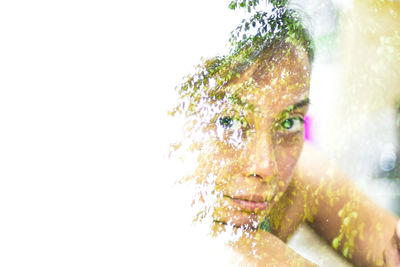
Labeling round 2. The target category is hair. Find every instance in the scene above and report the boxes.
[170,3,313,118]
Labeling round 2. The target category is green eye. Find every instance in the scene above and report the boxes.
[219,116,234,129]
[281,118,294,129]
[280,117,304,132]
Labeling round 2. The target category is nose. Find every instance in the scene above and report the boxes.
[245,129,277,182]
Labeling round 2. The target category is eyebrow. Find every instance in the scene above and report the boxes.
[285,98,310,112]
[222,95,309,114]
[272,98,309,123]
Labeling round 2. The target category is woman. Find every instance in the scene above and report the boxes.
[170,3,400,266]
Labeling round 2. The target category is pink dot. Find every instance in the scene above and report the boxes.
[304,115,312,142]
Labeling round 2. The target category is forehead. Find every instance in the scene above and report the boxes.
[229,44,311,115]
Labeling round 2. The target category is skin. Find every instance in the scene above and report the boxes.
[183,42,400,266]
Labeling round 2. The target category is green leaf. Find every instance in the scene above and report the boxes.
[343,247,349,258]
[332,237,340,250]
[228,1,237,10]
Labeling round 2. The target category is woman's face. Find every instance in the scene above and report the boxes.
[185,44,311,229]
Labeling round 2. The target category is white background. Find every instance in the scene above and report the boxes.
[0,0,248,266]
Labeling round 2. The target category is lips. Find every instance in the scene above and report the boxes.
[224,195,268,212]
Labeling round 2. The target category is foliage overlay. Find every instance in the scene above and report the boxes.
[170,0,313,118]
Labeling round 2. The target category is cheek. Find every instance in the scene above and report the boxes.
[202,142,244,185]
[275,133,304,185]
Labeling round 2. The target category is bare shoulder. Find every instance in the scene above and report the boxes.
[293,143,399,266]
